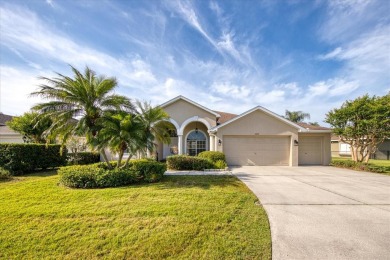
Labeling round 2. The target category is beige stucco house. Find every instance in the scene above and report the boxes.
[0,113,24,144]
[157,96,332,166]
[331,135,390,160]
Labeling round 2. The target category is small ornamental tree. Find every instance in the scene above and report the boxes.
[325,94,390,162]
[6,111,53,143]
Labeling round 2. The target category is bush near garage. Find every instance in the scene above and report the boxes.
[0,144,67,175]
[197,151,226,163]
[330,158,388,173]
[167,155,215,170]
[58,159,166,188]
[67,152,100,165]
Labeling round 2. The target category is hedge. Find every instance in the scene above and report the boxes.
[0,144,67,175]
[58,159,166,188]
[198,151,226,163]
[167,155,215,171]
[330,159,389,173]
[68,152,100,165]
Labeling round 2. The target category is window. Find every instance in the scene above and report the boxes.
[186,131,206,156]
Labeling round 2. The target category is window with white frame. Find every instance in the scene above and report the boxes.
[186,130,206,156]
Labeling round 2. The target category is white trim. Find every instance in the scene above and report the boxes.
[166,118,180,131]
[210,106,306,131]
[184,129,209,155]
[303,130,333,133]
[159,95,221,118]
[178,116,211,135]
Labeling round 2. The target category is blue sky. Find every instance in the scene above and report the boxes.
[1,0,389,124]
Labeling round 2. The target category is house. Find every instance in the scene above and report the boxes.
[0,113,24,143]
[331,135,390,160]
[157,96,332,166]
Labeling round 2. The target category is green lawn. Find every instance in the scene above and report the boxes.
[0,172,271,259]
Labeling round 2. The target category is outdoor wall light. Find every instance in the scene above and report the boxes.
[294,140,299,146]
[218,139,222,145]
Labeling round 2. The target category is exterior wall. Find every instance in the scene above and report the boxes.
[214,110,299,166]
[373,140,390,160]
[162,99,217,127]
[331,140,389,160]
[0,126,24,143]
[331,141,340,157]
[298,133,331,165]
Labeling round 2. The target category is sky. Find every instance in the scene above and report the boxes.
[0,0,389,125]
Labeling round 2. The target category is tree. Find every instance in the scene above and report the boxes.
[285,110,310,122]
[97,111,144,168]
[308,122,320,126]
[6,112,53,143]
[30,66,134,166]
[136,101,173,157]
[325,94,390,162]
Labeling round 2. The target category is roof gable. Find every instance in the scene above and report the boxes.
[211,106,305,131]
[160,96,220,117]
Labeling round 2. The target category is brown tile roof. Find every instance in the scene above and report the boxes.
[296,122,331,131]
[214,111,238,124]
[0,113,13,126]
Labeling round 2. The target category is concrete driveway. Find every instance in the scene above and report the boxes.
[232,166,390,260]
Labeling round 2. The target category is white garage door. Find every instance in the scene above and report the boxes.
[298,137,323,165]
[223,136,290,166]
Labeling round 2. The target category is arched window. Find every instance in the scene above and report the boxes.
[186,130,206,156]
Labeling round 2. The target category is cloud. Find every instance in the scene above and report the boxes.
[0,66,46,115]
[307,78,359,98]
[166,0,218,50]
[210,81,251,98]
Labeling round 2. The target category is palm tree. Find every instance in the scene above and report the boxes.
[97,111,143,168]
[284,110,310,123]
[136,101,174,157]
[30,66,134,165]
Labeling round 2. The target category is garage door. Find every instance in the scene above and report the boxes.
[298,137,323,165]
[223,136,290,166]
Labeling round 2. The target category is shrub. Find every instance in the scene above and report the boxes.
[330,159,389,173]
[214,160,228,169]
[167,155,214,171]
[0,144,67,175]
[68,152,100,165]
[59,165,103,188]
[0,167,12,180]
[129,159,167,183]
[197,151,226,163]
[58,160,166,188]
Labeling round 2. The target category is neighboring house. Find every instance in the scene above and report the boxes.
[0,113,24,143]
[331,135,390,160]
[157,96,332,166]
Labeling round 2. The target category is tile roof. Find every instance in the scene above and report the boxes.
[214,111,237,124]
[0,113,13,126]
[296,122,331,131]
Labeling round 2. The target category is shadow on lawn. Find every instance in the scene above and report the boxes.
[157,175,242,190]
[15,170,58,178]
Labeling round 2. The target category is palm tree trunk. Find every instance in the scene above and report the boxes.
[100,148,112,169]
[117,150,124,168]
[123,153,133,168]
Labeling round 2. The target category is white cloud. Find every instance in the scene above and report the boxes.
[307,78,359,98]
[210,82,251,98]
[317,47,343,60]
[0,66,47,115]
[0,5,159,91]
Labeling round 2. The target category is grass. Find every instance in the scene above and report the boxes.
[0,171,271,259]
[332,157,390,176]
